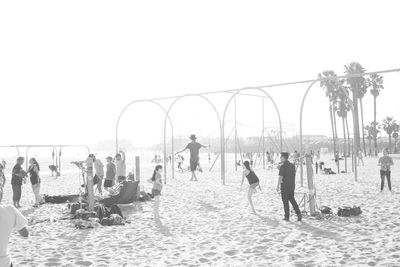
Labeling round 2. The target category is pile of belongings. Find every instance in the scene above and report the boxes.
[67,202,126,229]
[45,194,80,204]
[337,206,362,217]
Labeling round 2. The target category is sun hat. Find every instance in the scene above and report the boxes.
[190,134,197,140]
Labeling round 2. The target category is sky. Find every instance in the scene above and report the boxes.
[1,0,399,150]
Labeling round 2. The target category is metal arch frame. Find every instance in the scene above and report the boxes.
[299,79,356,185]
[162,93,222,184]
[221,87,283,184]
[115,99,174,156]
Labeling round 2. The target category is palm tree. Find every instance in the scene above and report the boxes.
[319,70,339,170]
[381,117,399,153]
[345,62,366,161]
[336,79,351,172]
[368,73,384,156]
[358,81,368,157]
[364,121,380,156]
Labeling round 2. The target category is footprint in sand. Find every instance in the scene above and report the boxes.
[75,261,93,266]
[224,250,239,256]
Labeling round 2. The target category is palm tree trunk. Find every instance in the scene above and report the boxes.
[368,138,372,156]
[373,96,378,156]
[359,98,366,157]
[329,104,337,157]
[342,117,347,172]
[333,109,340,173]
[389,135,392,153]
[345,117,353,172]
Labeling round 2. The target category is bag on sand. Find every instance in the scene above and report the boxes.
[338,206,362,217]
[320,206,332,214]
[75,209,97,220]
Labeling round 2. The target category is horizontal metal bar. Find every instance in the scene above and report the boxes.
[139,67,400,103]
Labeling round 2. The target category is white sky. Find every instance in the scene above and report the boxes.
[1,0,399,149]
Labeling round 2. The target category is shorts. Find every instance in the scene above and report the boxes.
[250,182,259,189]
[190,158,199,172]
[104,179,114,188]
[152,189,161,197]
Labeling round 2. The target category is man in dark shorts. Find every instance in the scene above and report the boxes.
[277,152,302,221]
[176,134,208,181]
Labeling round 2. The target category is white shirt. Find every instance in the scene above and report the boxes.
[0,205,28,267]
[116,159,126,177]
[94,159,104,176]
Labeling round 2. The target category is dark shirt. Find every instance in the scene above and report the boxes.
[185,142,203,160]
[106,162,116,180]
[279,161,296,191]
[29,165,39,185]
[246,170,260,185]
[11,164,23,185]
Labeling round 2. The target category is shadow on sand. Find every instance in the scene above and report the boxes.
[256,214,280,228]
[155,219,173,237]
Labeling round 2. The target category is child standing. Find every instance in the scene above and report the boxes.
[241,161,261,214]
[378,148,394,192]
[149,165,163,221]
[104,156,116,188]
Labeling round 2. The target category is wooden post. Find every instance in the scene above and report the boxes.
[135,156,140,181]
[305,153,316,215]
[86,157,95,211]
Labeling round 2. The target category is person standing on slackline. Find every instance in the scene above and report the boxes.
[176,134,208,181]
[277,152,302,221]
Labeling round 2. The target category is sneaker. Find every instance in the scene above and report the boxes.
[297,214,302,221]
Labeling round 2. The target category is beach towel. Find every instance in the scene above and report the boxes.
[100,180,139,206]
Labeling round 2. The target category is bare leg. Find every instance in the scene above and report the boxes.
[154,196,160,220]
[193,171,198,181]
[248,187,256,214]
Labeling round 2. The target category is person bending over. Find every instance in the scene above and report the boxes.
[241,161,261,214]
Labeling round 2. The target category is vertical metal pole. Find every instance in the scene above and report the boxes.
[234,96,237,171]
[135,156,140,180]
[163,122,167,184]
[305,153,316,215]
[86,157,95,211]
[59,148,62,175]
[262,98,265,169]
[221,121,225,185]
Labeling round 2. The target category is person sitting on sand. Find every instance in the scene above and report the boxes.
[11,157,27,208]
[148,165,163,221]
[277,152,302,221]
[175,134,208,181]
[241,161,261,214]
[115,151,126,183]
[0,163,5,203]
[0,204,29,267]
[28,158,42,207]
[99,174,139,206]
[104,156,116,189]
[378,148,394,192]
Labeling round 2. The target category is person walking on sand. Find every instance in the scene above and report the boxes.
[378,148,394,192]
[176,134,208,181]
[0,204,29,267]
[148,165,163,221]
[241,161,261,214]
[28,158,42,207]
[104,156,116,189]
[0,163,5,203]
[115,151,126,183]
[277,152,302,221]
[93,156,104,195]
[11,157,27,208]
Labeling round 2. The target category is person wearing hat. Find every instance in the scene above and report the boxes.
[277,152,302,221]
[176,134,208,181]
[104,156,116,188]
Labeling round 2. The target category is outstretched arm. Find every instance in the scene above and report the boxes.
[175,147,187,155]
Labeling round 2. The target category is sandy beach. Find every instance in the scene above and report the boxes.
[2,155,400,266]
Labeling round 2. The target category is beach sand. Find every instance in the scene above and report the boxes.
[2,155,400,266]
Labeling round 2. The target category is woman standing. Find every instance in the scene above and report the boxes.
[28,158,42,207]
[378,148,394,192]
[11,157,27,208]
[149,165,163,221]
[241,160,261,214]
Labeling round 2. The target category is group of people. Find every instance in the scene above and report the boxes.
[0,157,44,209]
